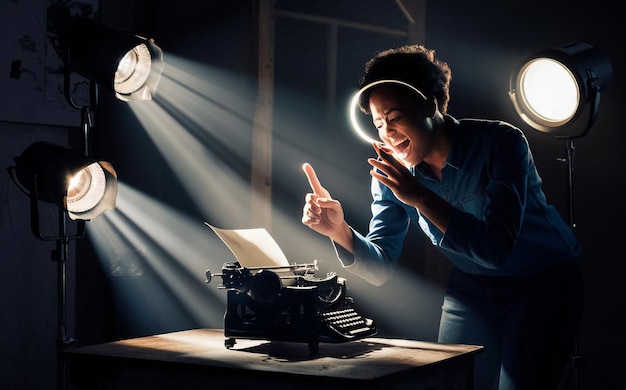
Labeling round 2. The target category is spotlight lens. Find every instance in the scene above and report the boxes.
[66,163,107,214]
[116,50,139,82]
[519,58,579,123]
[67,167,92,200]
[114,43,152,95]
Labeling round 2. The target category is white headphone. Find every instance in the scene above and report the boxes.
[348,79,427,144]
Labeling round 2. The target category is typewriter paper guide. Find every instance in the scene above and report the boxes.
[205,222,291,268]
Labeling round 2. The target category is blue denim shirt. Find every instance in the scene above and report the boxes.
[336,115,581,285]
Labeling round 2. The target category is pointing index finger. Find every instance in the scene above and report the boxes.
[302,163,324,195]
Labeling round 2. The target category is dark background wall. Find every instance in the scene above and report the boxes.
[1,1,623,389]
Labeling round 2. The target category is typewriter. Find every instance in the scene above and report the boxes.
[205,261,377,352]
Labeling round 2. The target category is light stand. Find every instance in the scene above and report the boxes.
[53,58,98,390]
[559,131,583,390]
[27,86,96,390]
[51,13,161,387]
[11,10,161,388]
[14,57,108,390]
[509,42,612,390]
[49,207,83,390]
[25,154,88,390]
[55,226,71,390]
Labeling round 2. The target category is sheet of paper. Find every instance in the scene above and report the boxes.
[205,222,290,268]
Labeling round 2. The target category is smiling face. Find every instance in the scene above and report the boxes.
[369,85,434,168]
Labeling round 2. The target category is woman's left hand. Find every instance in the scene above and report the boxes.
[368,142,423,207]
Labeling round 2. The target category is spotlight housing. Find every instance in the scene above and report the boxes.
[63,18,164,102]
[14,142,118,221]
[509,42,612,138]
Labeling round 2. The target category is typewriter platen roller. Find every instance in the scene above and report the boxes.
[205,261,377,352]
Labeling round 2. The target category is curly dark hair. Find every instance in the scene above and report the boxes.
[358,44,452,115]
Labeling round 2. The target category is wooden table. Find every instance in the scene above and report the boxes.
[63,328,483,389]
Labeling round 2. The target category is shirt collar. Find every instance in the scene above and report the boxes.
[443,114,462,170]
[412,114,461,179]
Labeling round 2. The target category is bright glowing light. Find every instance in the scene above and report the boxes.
[127,91,252,226]
[66,162,106,214]
[88,182,231,328]
[519,58,579,123]
[349,79,427,145]
[509,43,612,137]
[115,44,152,95]
[349,90,378,145]
[67,167,92,199]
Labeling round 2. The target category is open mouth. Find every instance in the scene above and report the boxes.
[392,139,410,158]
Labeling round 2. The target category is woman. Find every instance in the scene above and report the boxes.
[301,44,583,389]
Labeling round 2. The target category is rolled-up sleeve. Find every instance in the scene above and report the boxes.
[333,179,411,286]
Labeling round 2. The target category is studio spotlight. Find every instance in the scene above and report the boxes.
[510,44,612,390]
[509,42,612,138]
[8,141,118,389]
[12,142,118,224]
[62,18,164,102]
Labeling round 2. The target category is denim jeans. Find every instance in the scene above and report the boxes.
[438,261,584,390]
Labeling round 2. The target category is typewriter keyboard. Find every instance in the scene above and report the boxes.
[319,307,376,340]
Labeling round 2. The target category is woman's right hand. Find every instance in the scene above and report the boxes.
[301,163,347,239]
